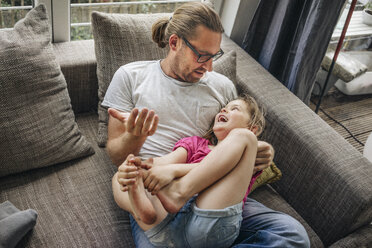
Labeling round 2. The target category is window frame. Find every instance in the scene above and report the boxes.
[34,0,70,42]
[33,0,224,43]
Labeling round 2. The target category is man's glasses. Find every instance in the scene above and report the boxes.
[182,37,224,63]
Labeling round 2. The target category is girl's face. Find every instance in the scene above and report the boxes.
[213,99,251,141]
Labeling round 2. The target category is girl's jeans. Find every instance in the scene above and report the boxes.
[129,198,311,248]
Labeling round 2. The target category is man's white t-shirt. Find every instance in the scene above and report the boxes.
[102,60,237,159]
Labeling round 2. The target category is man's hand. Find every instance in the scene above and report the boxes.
[107,108,159,166]
[254,141,275,174]
[108,108,130,125]
[108,107,159,137]
[117,154,141,192]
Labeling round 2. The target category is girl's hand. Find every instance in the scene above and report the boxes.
[117,154,141,192]
[143,165,175,194]
[254,141,274,174]
[140,157,154,170]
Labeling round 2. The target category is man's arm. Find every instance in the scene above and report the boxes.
[106,108,158,166]
[254,141,275,173]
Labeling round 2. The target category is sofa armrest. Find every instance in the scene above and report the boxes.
[221,37,372,246]
[329,224,372,248]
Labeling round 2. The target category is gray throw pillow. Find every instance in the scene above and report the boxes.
[91,12,237,147]
[91,12,169,147]
[0,4,94,177]
[0,201,37,248]
[214,50,237,84]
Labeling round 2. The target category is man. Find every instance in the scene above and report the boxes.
[103,2,310,247]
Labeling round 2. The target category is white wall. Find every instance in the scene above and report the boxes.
[220,0,261,46]
[220,0,241,37]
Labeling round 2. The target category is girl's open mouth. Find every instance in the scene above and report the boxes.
[218,115,228,122]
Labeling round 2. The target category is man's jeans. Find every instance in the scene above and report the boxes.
[129,198,310,248]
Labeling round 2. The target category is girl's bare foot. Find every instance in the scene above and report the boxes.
[128,163,157,224]
[156,179,189,213]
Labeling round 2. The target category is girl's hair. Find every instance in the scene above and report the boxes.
[203,94,266,145]
[152,2,224,48]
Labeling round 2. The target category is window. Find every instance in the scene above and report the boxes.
[0,0,34,29]
[70,0,199,41]
[330,0,372,50]
[1,0,224,42]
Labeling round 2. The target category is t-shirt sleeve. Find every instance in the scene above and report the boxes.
[101,66,134,113]
[173,136,198,163]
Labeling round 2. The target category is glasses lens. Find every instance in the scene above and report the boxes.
[198,55,212,63]
[197,50,224,63]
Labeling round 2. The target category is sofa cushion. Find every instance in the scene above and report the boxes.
[213,50,237,84]
[91,12,237,147]
[91,12,168,147]
[0,4,94,177]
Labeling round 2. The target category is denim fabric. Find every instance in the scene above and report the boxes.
[130,198,310,248]
[145,201,242,248]
[232,198,310,248]
[186,202,242,248]
[129,196,197,248]
[130,214,154,248]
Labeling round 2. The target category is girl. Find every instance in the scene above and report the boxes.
[115,94,265,248]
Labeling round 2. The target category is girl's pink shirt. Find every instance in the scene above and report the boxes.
[173,136,262,204]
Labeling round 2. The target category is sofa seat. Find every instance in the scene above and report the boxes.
[0,113,134,248]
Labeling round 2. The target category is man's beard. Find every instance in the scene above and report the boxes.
[171,55,205,83]
[175,66,205,83]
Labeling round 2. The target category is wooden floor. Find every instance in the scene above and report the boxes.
[309,87,372,154]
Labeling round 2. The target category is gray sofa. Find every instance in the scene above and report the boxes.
[1,10,372,248]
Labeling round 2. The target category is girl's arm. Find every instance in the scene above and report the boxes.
[151,147,188,165]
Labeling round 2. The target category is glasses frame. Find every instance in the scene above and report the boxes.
[182,37,224,63]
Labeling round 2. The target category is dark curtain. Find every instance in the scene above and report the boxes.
[242,0,346,104]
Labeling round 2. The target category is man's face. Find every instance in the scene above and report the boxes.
[172,25,222,83]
